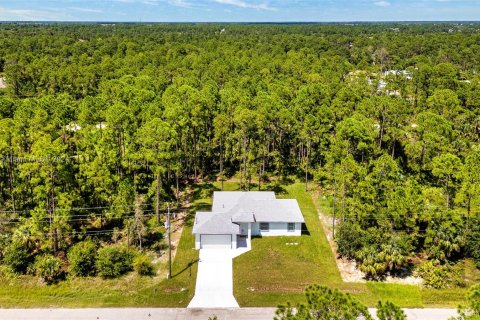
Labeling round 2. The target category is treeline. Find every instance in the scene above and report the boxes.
[0,23,479,283]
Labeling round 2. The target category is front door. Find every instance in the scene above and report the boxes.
[239,223,248,235]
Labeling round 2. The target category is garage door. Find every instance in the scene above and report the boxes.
[200,235,231,249]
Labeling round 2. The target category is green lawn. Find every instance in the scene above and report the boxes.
[233,182,471,308]
[233,182,342,306]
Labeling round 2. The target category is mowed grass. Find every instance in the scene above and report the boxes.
[233,182,342,306]
[233,182,470,308]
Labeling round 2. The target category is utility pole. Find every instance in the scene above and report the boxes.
[167,203,172,279]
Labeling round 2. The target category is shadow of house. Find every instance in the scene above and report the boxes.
[301,223,310,236]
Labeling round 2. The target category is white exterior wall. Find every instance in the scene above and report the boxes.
[195,233,201,249]
[251,222,302,236]
[247,222,252,248]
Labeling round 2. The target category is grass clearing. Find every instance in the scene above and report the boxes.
[234,182,351,306]
[362,283,422,307]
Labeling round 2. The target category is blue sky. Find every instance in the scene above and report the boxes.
[0,0,479,22]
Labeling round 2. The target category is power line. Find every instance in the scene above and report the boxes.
[0,209,185,225]
[1,229,120,238]
[0,203,155,214]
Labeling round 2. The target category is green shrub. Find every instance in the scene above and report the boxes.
[466,217,480,269]
[356,238,411,279]
[33,254,63,284]
[415,261,465,289]
[356,246,387,280]
[2,241,32,274]
[376,301,406,320]
[275,284,372,320]
[133,254,155,276]
[143,230,164,249]
[96,246,134,279]
[0,264,16,280]
[455,284,480,320]
[68,240,97,277]
[336,222,366,259]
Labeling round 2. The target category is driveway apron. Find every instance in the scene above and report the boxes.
[188,249,239,308]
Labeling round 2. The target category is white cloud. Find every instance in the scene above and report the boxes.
[168,0,192,7]
[68,7,103,13]
[112,0,192,7]
[213,0,274,10]
[0,6,62,20]
[374,1,391,7]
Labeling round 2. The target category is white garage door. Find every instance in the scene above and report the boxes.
[200,235,231,249]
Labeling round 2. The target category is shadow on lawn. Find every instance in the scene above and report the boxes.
[172,258,199,279]
[263,183,287,195]
[301,223,311,236]
[191,182,220,202]
[184,200,211,228]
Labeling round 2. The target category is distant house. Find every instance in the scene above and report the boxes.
[65,123,82,132]
[383,69,413,80]
[192,191,304,250]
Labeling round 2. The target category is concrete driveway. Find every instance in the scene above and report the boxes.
[187,249,240,308]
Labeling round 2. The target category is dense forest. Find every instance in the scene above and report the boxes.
[0,23,479,283]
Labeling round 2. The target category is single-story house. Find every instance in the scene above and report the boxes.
[193,191,305,250]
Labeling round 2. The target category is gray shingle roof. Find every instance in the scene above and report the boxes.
[192,212,240,235]
[231,212,255,223]
[247,199,304,223]
[211,191,275,212]
[193,191,304,235]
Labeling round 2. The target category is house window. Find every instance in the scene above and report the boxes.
[260,222,269,232]
[287,223,295,232]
